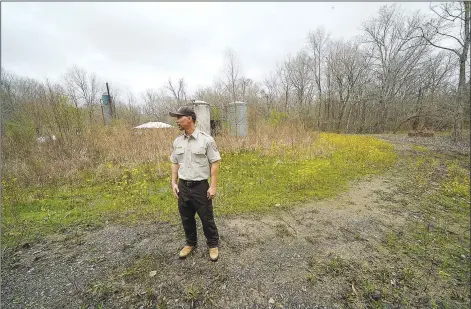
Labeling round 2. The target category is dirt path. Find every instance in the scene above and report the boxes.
[2,135,469,309]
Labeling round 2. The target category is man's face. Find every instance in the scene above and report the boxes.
[175,115,192,130]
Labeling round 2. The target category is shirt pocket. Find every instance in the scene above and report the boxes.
[191,146,208,166]
[175,148,185,163]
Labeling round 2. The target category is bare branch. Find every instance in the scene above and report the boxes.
[418,26,460,56]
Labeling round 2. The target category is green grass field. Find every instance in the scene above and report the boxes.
[2,133,396,248]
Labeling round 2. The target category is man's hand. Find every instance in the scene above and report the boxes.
[171,164,180,199]
[207,185,217,200]
[172,183,179,199]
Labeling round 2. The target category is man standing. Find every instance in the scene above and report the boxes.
[169,106,221,261]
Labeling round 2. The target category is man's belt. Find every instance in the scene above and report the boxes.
[179,179,207,187]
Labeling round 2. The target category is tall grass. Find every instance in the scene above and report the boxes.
[2,119,317,187]
[2,120,177,187]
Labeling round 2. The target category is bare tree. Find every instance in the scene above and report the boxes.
[44,80,79,146]
[141,88,161,117]
[288,51,315,112]
[194,84,226,108]
[1,68,18,127]
[262,72,280,110]
[111,92,141,125]
[276,58,293,113]
[165,78,187,104]
[240,77,252,101]
[362,4,430,132]
[419,1,470,141]
[64,66,101,122]
[308,27,330,129]
[327,39,371,132]
[223,49,242,102]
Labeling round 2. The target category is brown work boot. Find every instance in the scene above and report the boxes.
[179,245,195,259]
[209,247,219,262]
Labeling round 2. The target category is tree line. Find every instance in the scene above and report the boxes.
[1,3,470,145]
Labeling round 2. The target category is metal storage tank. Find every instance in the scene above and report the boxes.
[101,93,112,125]
[227,101,248,136]
[192,100,211,135]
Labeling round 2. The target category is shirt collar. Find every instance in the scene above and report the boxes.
[183,128,200,140]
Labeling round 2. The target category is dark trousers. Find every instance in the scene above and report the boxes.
[178,179,219,248]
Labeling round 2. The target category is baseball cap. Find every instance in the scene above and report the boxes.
[169,106,196,119]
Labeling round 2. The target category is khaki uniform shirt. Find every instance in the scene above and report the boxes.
[170,129,221,181]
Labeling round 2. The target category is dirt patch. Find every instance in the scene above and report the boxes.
[2,134,469,309]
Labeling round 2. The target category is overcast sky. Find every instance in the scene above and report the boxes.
[2,2,433,98]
